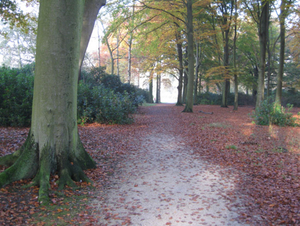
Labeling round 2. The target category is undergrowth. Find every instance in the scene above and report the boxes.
[251,98,298,127]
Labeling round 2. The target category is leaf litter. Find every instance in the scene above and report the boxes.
[0,104,300,225]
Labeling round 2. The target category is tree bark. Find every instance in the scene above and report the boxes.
[78,0,106,79]
[149,70,154,103]
[275,0,286,105]
[176,40,184,106]
[233,0,238,111]
[0,0,104,203]
[256,0,269,110]
[221,1,233,108]
[128,34,132,83]
[156,74,161,103]
[183,0,194,112]
[194,43,200,105]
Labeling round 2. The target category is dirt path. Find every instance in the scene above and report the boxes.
[92,105,249,225]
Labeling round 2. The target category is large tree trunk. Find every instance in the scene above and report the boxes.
[0,0,104,203]
[256,0,269,110]
[275,0,286,105]
[183,0,194,112]
[78,0,106,79]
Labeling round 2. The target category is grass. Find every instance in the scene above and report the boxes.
[30,186,95,226]
[206,122,231,128]
[141,102,157,107]
[225,145,237,150]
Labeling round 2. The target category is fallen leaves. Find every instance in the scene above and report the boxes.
[0,104,300,225]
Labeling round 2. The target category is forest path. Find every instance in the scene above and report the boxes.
[92,104,248,225]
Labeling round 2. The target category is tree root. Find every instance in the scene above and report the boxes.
[0,132,96,205]
[0,135,38,188]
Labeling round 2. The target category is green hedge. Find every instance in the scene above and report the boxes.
[0,64,34,126]
[0,65,150,126]
[77,82,136,125]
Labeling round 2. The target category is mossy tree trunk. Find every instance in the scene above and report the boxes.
[0,0,104,204]
[183,0,194,113]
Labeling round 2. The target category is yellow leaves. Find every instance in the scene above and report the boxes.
[205,66,232,80]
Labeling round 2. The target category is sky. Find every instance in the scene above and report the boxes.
[0,1,178,102]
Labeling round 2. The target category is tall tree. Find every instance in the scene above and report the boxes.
[243,0,270,109]
[175,30,184,106]
[216,0,234,108]
[0,0,105,203]
[275,0,294,105]
[182,0,195,112]
[233,0,238,110]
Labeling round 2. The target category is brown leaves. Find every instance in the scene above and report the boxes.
[0,104,300,225]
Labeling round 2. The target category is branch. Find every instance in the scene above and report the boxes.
[139,1,186,25]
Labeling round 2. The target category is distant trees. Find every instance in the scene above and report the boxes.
[2,0,300,111]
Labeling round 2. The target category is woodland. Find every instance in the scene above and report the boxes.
[0,0,300,225]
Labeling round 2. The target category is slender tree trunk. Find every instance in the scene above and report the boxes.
[128,34,132,83]
[266,24,271,97]
[156,74,161,103]
[221,14,230,108]
[194,43,200,105]
[198,73,202,94]
[107,38,114,75]
[275,0,286,105]
[176,41,184,106]
[127,2,135,84]
[0,0,103,203]
[183,0,194,112]
[149,71,154,103]
[233,0,238,111]
[182,46,188,104]
[117,29,120,76]
[97,22,101,67]
[100,21,114,74]
[253,66,258,101]
[17,33,22,68]
[256,0,269,110]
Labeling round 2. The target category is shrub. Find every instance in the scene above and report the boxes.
[0,65,34,126]
[251,97,298,126]
[77,82,136,125]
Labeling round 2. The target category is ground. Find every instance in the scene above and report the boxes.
[0,104,300,225]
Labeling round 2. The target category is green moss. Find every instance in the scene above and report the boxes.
[0,133,38,188]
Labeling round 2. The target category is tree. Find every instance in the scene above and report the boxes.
[216,0,234,108]
[275,0,295,105]
[243,0,270,109]
[0,0,105,203]
[233,0,238,110]
[182,0,195,112]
